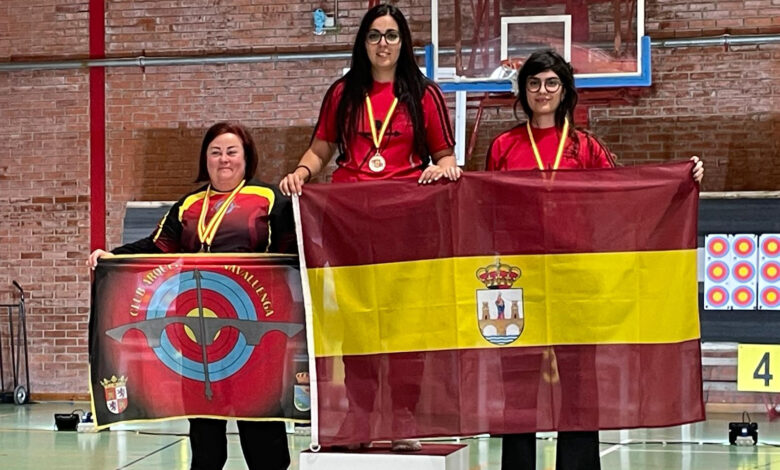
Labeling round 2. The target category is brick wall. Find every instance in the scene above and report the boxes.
[0,68,91,394]
[0,0,778,396]
[0,2,89,60]
[102,59,347,248]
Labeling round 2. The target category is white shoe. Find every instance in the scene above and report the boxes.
[391,439,422,452]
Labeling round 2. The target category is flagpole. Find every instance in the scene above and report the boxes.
[292,195,321,451]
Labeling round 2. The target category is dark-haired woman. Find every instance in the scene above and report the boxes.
[89,122,295,470]
[279,4,460,452]
[486,50,702,470]
[279,3,460,195]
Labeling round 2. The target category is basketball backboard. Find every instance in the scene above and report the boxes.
[431,0,649,91]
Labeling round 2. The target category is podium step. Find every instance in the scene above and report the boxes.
[299,443,469,470]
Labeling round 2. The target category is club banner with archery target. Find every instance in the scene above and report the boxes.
[88,254,309,428]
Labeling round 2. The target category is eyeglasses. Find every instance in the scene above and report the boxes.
[526,77,562,93]
[366,29,401,45]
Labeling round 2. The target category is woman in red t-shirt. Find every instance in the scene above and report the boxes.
[487,50,703,470]
[279,5,461,195]
[280,4,462,452]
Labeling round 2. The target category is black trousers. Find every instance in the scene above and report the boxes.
[501,431,600,470]
[189,418,290,470]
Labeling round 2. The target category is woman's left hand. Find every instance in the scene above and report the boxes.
[690,155,704,183]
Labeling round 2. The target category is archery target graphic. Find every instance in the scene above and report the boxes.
[704,234,758,310]
[762,261,780,283]
[706,286,729,309]
[733,261,756,283]
[733,235,757,258]
[760,286,780,310]
[730,234,758,310]
[759,234,780,310]
[706,261,729,283]
[761,235,780,258]
[704,234,733,309]
[145,270,257,381]
[732,286,756,309]
[706,235,729,259]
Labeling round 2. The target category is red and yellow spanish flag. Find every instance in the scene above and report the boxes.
[295,162,704,446]
[89,254,309,428]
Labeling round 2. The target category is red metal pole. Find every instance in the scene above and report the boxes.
[89,0,106,251]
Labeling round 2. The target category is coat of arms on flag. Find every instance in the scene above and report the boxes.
[476,260,524,345]
[101,375,128,415]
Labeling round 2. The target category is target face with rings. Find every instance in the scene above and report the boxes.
[732,286,756,308]
[761,261,780,283]
[732,261,756,283]
[733,236,756,258]
[761,286,780,309]
[762,235,780,258]
[706,236,729,258]
[759,235,780,311]
[706,286,729,308]
[146,270,255,381]
[706,261,729,283]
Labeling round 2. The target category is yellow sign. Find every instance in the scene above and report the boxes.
[738,344,780,392]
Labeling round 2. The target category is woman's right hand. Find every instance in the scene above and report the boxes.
[87,249,109,269]
[281,141,333,196]
[279,167,309,197]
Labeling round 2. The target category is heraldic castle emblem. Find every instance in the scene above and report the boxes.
[475,260,524,345]
[101,375,128,415]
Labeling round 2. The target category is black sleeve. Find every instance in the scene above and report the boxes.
[111,237,163,255]
[112,201,184,255]
[268,188,298,255]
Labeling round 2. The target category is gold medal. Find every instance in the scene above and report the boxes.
[196,180,245,252]
[368,152,386,172]
[365,95,399,173]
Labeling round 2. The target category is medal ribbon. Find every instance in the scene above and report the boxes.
[365,95,399,154]
[527,117,569,170]
[196,180,245,251]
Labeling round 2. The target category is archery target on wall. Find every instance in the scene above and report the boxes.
[759,234,780,310]
[704,234,758,310]
[704,235,731,309]
[731,234,758,309]
[706,235,729,259]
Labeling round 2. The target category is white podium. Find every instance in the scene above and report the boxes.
[299,443,469,470]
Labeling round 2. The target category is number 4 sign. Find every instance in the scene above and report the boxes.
[738,344,780,392]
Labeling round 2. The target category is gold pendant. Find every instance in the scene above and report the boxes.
[368,153,386,173]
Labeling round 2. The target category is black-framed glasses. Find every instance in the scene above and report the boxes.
[366,29,401,45]
[526,77,562,93]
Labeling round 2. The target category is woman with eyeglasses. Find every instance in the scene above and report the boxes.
[279,3,460,195]
[487,50,703,470]
[487,49,704,176]
[279,4,460,453]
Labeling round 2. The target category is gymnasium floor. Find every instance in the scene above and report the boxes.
[2,402,780,469]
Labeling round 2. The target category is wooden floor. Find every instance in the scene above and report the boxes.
[3,402,780,469]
